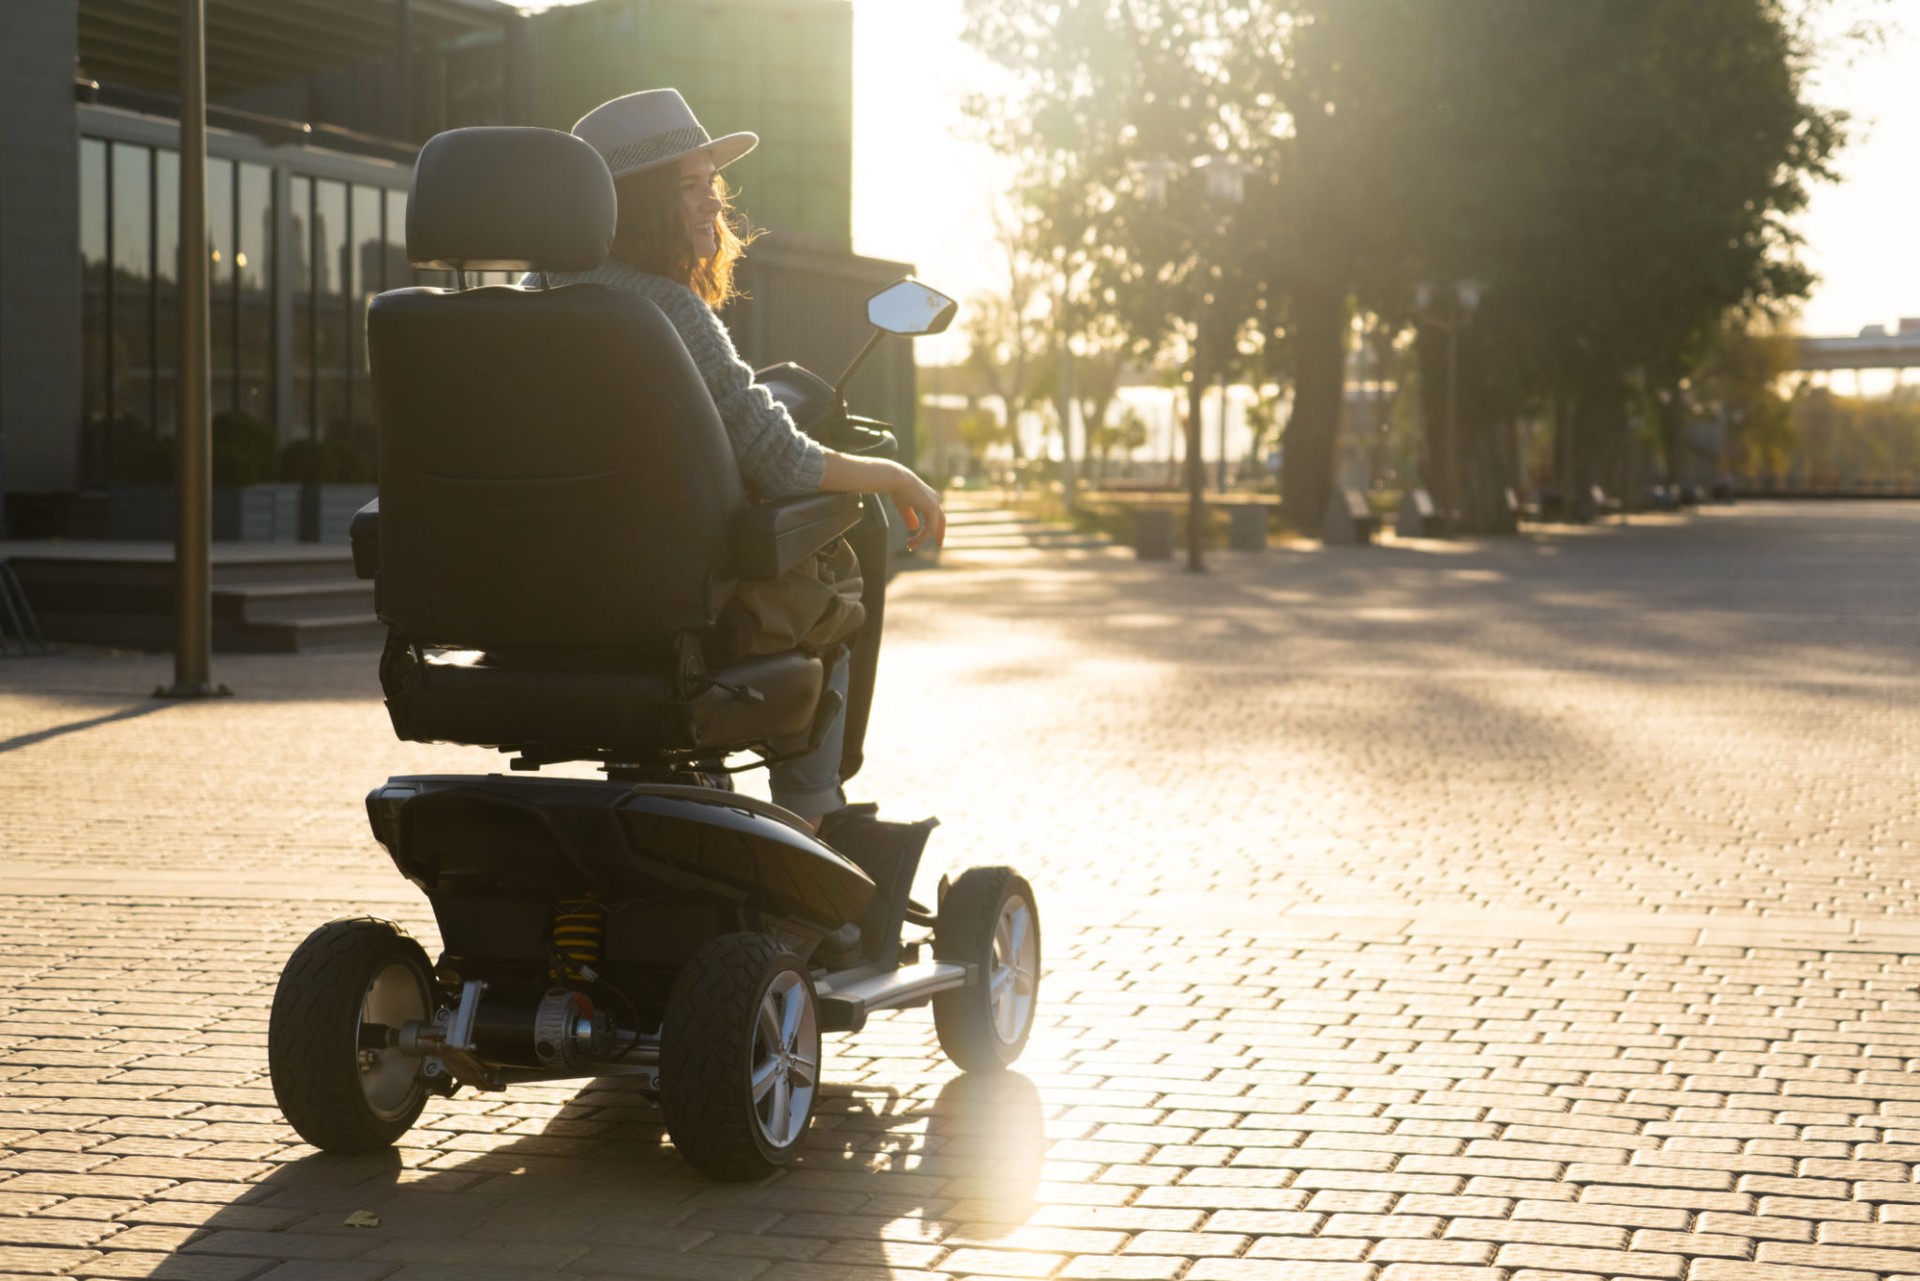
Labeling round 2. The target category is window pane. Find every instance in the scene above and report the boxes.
[290,176,313,440]
[79,139,110,483]
[207,158,235,412]
[385,189,410,291]
[109,142,153,481]
[153,148,179,439]
[349,184,382,452]
[314,180,348,443]
[237,163,273,427]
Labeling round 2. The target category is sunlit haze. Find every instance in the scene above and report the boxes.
[527,0,1913,344]
[869,2,1920,345]
[846,0,998,357]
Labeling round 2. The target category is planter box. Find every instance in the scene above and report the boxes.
[108,483,302,542]
[309,484,379,544]
[105,482,377,543]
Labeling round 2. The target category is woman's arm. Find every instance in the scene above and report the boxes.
[819,452,945,551]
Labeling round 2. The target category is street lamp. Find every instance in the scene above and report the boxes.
[1413,278,1482,532]
[1131,153,1250,572]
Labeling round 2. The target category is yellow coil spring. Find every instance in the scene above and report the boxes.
[551,900,604,981]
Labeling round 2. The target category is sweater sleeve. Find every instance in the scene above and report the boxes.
[656,286,827,500]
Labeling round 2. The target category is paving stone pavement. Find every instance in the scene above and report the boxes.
[5,499,1920,1280]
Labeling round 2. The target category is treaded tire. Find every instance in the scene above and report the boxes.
[661,932,820,1181]
[932,866,1040,1072]
[269,917,434,1153]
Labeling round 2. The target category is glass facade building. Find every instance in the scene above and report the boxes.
[2,0,894,541]
[75,106,426,490]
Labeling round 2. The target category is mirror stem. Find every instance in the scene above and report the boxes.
[833,329,885,405]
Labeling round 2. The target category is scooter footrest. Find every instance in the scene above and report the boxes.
[818,994,867,1034]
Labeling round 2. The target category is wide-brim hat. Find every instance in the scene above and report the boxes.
[571,88,758,182]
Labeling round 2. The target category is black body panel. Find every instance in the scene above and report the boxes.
[381,649,823,755]
[368,774,875,926]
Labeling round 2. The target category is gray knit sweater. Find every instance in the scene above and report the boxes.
[551,261,827,499]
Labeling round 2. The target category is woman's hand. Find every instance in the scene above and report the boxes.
[818,453,946,551]
[885,465,946,551]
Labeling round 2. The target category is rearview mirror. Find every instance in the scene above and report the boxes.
[867,279,957,337]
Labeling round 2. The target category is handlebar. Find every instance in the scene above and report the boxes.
[757,363,898,461]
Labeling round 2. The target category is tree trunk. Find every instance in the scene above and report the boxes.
[1413,323,1515,534]
[1078,390,1115,486]
[1453,329,1515,534]
[1455,415,1517,533]
[1655,387,1686,486]
[1056,335,1077,508]
[1279,269,1347,531]
[1415,325,1446,502]
[1564,384,1626,520]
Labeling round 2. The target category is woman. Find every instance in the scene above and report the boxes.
[565,89,944,831]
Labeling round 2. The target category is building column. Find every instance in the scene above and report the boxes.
[0,0,83,531]
[271,163,294,440]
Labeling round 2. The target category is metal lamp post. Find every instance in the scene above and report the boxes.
[1414,278,1481,534]
[1133,155,1248,572]
[157,0,228,699]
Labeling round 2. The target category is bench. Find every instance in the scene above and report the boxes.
[1322,488,1379,545]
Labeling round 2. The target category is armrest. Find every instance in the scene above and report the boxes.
[349,498,379,581]
[736,493,862,579]
[814,417,898,458]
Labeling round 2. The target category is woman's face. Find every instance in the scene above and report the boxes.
[678,153,722,262]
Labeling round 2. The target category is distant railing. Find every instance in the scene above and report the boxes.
[0,563,50,658]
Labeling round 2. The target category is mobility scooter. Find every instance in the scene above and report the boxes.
[266,127,1041,1180]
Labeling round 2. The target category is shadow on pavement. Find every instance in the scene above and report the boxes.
[182,1070,1044,1274]
[0,699,176,755]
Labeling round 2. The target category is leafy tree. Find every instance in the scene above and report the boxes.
[1348,0,1843,526]
[1704,321,1800,480]
[962,0,1849,531]
[1091,407,1151,478]
[963,0,1273,500]
[960,198,1053,458]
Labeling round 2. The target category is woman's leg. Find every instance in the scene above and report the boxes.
[769,646,849,828]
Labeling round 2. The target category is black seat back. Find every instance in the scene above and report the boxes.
[369,127,743,659]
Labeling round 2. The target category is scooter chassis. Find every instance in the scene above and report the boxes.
[268,770,1033,1179]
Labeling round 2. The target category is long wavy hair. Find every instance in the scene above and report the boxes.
[609,160,757,307]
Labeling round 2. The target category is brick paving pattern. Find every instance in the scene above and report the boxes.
[4,500,1920,1279]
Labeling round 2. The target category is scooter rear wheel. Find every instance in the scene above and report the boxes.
[932,867,1040,1072]
[661,932,821,1180]
[269,917,434,1152]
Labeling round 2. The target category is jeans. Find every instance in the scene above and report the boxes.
[768,646,848,824]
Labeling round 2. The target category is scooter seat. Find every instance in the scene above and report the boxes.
[384,649,823,757]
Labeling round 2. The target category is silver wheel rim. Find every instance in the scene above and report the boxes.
[750,969,818,1150]
[357,959,428,1121]
[990,894,1039,1045]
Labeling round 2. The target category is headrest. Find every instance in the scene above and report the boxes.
[406,127,616,274]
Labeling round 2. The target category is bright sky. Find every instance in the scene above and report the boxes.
[846,0,998,329]
[1796,6,1920,336]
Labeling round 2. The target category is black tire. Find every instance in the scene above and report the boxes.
[932,867,1041,1072]
[660,932,821,1181]
[269,917,434,1153]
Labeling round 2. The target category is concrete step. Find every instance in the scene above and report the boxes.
[9,551,379,653]
[247,613,388,652]
[946,510,1028,526]
[230,579,375,625]
[946,535,1114,552]
[939,508,1115,554]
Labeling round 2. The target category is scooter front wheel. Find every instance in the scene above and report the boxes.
[932,867,1040,1072]
[661,932,821,1180]
[269,917,434,1152]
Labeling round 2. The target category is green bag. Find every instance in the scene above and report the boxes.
[729,536,866,655]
